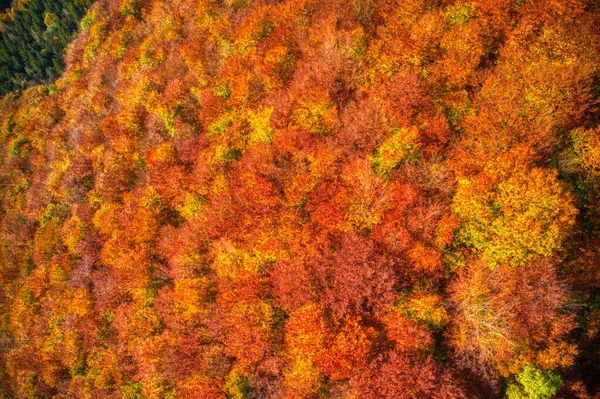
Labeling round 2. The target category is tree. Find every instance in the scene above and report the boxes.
[351,351,466,399]
[321,231,397,319]
[447,259,576,382]
[283,303,327,398]
[451,151,577,268]
[505,366,563,399]
[270,259,313,313]
[316,317,374,381]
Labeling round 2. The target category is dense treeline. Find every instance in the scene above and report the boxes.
[0,0,92,95]
[0,1,11,11]
[0,0,599,398]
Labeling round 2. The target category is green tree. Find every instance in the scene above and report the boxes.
[505,366,562,399]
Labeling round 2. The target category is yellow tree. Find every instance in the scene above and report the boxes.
[451,150,577,268]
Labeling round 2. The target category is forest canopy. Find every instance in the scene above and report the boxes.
[0,0,599,398]
[0,0,92,94]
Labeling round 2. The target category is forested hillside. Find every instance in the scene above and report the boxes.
[0,0,599,398]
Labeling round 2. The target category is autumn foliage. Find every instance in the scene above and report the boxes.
[0,0,599,398]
